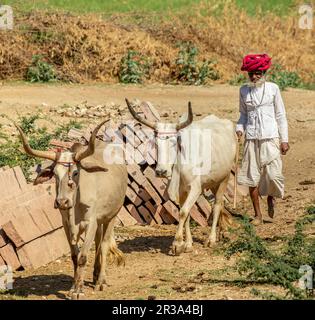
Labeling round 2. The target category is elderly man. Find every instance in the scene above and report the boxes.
[236,53,290,225]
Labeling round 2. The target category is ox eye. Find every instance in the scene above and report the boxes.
[73,170,79,177]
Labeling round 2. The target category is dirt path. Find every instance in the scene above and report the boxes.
[0,83,314,300]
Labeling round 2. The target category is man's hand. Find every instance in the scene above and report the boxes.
[236,131,243,142]
[280,142,290,155]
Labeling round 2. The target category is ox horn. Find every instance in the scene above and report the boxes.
[125,98,156,130]
[176,101,193,130]
[74,117,109,162]
[15,124,56,161]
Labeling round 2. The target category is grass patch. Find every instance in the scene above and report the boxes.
[223,210,315,300]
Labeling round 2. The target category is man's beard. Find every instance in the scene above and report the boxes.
[248,76,266,88]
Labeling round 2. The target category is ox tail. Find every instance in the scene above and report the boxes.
[233,136,240,209]
[108,237,125,267]
[107,225,125,267]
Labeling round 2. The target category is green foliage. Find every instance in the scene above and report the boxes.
[119,50,150,84]
[267,64,302,91]
[0,115,82,179]
[225,214,315,299]
[26,55,57,83]
[306,205,315,215]
[228,74,247,86]
[172,42,219,85]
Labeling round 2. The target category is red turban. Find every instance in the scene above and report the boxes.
[241,54,272,72]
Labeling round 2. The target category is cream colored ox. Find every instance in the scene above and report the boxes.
[126,99,238,255]
[15,119,128,299]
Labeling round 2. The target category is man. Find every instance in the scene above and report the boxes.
[236,53,290,225]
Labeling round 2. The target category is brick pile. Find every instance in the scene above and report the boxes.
[0,166,69,271]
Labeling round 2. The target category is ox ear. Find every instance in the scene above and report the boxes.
[80,159,108,173]
[33,166,55,185]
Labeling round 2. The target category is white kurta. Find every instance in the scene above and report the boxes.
[236,81,288,198]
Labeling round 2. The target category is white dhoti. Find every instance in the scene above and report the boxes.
[237,138,284,198]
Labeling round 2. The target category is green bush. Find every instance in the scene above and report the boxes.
[0,115,82,180]
[119,50,150,84]
[172,42,219,85]
[229,74,247,86]
[26,55,57,83]
[225,213,315,299]
[267,64,302,91]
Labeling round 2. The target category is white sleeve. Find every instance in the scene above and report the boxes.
[236,88,247,133]
[274,85,289,143]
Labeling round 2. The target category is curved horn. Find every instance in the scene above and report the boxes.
[74,117,109,162]
[15,124,56,161]
[125,98,156,130]
[176,101,193,130]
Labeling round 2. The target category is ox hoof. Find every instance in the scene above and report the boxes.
[171,242,185,256]
[70,291,85,300]
[204,239,216,248]
[94,281,109,292]
[184,243,193,253]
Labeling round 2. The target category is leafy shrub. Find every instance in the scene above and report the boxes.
[267,64,302,91]
[172,42,219,85]
[225,213,315,299]
[0,115,82,179]
[118,50,150,84]
[26,55,57,83]
[229,74,247,86]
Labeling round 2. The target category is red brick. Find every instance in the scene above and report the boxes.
[0,243,21,270]
[12,166,29,192]
[140,101,161,121]
[158,206,176,224]
[190,205,208,227]
[17,228,69,270]
[134,125,148,143]
[138,188,152,202]
[127,164,147,185]
[0,255,5,266]
[138,206,156,225]
[142,181,162,205]
[121,124,142,148]
[125,186,142,206]
[117,207,137,227]
[125,143,146,165]
[163,201,179,222]
[40,195,63,229]
[145,202,163,225]
[126,204,145,225]
[143,166,169,201]
[137,143,155,165]
[0,229,8,248]
[196,195,212,220]
[2,206,44,247]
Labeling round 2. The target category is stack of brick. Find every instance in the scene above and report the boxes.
[0,166,69,271]
[65,101,248,228]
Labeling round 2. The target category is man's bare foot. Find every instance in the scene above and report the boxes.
[251,217,263,226]
[267,196,275,218]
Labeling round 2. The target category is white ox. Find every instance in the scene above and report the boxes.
[16,119,128,299]
[126,99,238,255]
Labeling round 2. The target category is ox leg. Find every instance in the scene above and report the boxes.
[172,183,201,256]
[184,215,193,252]
[93,224,103,284]
[61,215,79,278]
[70,220,98,300]
[204,176,229,247]
[95,218,123,291]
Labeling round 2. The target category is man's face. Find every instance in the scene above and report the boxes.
[248,70,264,83]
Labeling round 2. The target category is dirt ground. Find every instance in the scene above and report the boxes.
[0,83,314,300]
